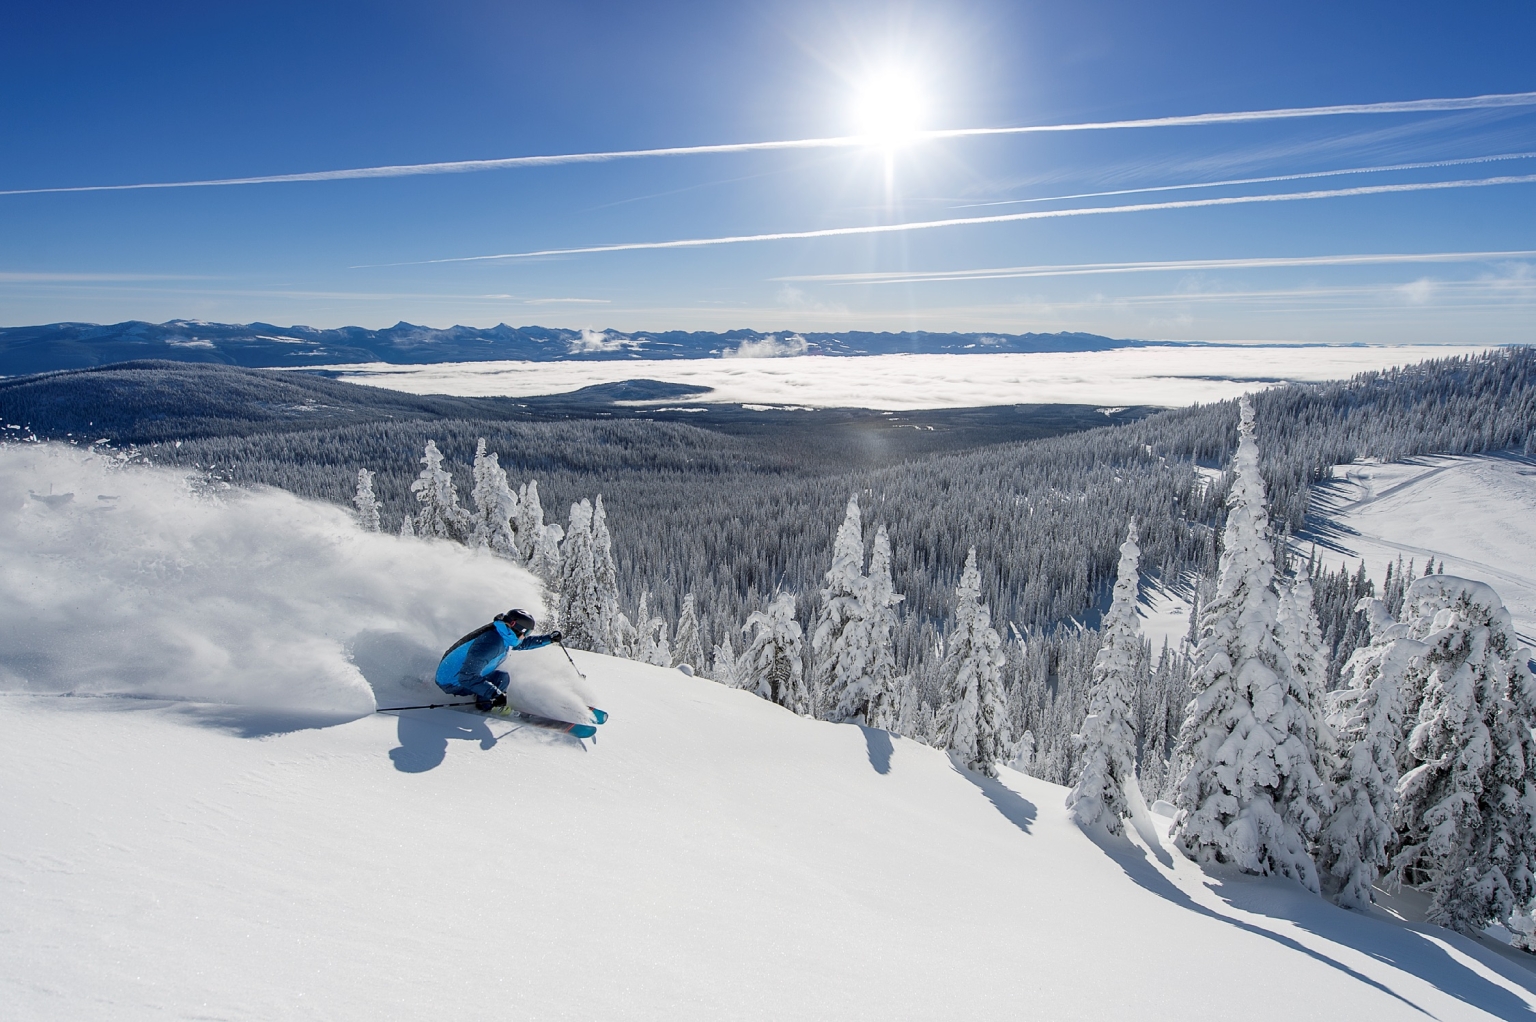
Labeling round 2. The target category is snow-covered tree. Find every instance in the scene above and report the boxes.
[1067,520,1145,836]
[515,480,546,564]
[1278,573,1341,850]
[530,521,563,585]
[1387,575,1536,934]
[938,548,1008,776]
[611,605,639,661]
[710,633,739,687]
[1171,397,1331,892]
[742,592,808,713]
[674,593,706,672]
[1316,599,1419,910]
[864,524,904,731]
[1011,730,1036,772]
[556,500,602,650]
[409,440,473,542]
[639,614,673,668]
[1280,577,1332,724]
[468,439,520,559]
[352,468,381,532]
[590,495,622,653]
[398,512,415,538]
[814,495,874,723]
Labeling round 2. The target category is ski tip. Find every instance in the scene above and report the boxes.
[588,707,609,725]
[567,723,599,739]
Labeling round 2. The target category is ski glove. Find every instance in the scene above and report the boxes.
[550,631,563,643]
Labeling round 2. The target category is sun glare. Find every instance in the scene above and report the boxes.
[852,68,926,147]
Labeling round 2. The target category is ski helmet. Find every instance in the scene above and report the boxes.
[500,608,536,637]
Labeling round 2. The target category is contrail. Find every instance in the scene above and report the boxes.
[395,173,1536,265]
[5,90,1536,197]
[950,151,1536,209]
[777,250,1536,285]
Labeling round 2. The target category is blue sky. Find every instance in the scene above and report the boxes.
[2,0,1533,342]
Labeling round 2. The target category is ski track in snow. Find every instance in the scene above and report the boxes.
[307,343,1494,411]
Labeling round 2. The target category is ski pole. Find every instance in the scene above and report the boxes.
[376,700,477,712]
[556,638,588,680]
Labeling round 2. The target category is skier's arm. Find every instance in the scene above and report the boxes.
[514,632,560,651]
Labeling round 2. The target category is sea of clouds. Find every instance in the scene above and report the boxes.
[313,344,1494,410]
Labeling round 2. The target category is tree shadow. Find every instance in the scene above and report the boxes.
[859,726,893,775]
[955,762,1036,834]
[1096,829,1534,1020]
[1207,871,1536,1021]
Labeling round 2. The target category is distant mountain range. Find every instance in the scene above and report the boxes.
[0,320,1147,376]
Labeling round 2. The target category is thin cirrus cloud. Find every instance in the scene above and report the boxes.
[949,151,1536,209]
[389,173,1536,265]
[776,250,1536,285]
[2,91,1534,197]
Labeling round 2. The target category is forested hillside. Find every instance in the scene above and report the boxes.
[5,347,1534,805]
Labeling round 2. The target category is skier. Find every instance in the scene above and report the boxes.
[435,608,561,713]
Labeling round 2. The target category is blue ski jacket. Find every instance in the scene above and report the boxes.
[434,619,557,700]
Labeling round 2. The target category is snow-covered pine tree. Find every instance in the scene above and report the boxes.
[864,524,905,731]
[813,495,874,723]
[1011,730,1036,772]
[1316,598,1419,909]
[590,495,622,653]
[468,439,520,559]
[640,614,673,668]
[515,480,546,564]
[937,548,1008,776]
[352,468,381,532]
[611,600,640,661]
[409,440,473,542]
[555,500,603,649]
[530,521,563,585]
[674,593,706,672]
[398,512,415,538]
[1171,397,1329,892]
[1387,575,1536,934]
[741,592,808,712]
[1278,573,1339,850]
[710,633,739,686]
[1066,520,1145,835]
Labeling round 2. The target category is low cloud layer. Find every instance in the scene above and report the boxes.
[567,328,641,354]
[723,334,811,358]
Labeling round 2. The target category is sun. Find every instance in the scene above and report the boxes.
[852,68,927,147]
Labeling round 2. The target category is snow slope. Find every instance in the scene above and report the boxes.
[1302,454,1536,646]
[5,444,1536,1020]
[311,343,1492,411]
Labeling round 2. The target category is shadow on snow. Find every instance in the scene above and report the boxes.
[1094,828,1536,1020]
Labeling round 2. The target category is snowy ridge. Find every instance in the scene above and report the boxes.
[1301,454,1536,645]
